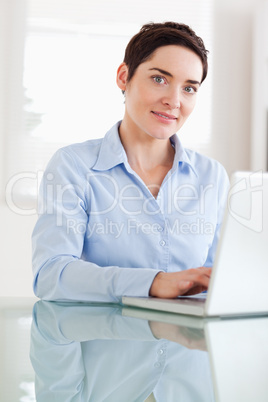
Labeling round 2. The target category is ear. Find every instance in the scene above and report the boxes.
[116,62,128,92]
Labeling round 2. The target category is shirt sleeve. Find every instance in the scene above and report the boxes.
[32,149,161,302]
[33,301,158,342]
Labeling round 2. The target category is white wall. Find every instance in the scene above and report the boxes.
[210,0,261,174]
[251,1,268,170]
[0,0,35,297]
[0,0,265,296]
[0,208,37,297]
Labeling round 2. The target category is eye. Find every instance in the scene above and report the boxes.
[184,86,197,94]
[152,75,167,85]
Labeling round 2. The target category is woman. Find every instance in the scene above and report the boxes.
[32,22,229,302]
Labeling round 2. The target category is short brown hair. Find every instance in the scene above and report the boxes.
[123,21,209,84]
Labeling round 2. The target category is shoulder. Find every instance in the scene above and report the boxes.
[52,138,103,170]
[184,147,229,183]
[48,121,122,172]
[182,148,230,214]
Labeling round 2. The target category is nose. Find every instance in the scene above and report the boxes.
[162,88,181,109]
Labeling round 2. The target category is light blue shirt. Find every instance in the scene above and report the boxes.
[32,121,229,302]
[30,301,214,402]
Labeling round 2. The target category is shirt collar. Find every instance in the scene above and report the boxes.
[92,121,127,171]
[170,134,198,177]
[92,121,198,177]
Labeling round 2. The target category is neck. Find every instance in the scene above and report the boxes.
[119,121,175,171]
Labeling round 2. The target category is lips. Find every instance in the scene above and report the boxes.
[152,111,177,120]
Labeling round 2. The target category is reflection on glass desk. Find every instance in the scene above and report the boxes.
[1,298,268,402]
[0,297,37,402]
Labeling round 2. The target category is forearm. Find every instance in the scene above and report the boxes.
[33,255,161,302]
[35,301,159,342]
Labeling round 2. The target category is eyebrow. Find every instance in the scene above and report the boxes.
[149,67,173,77]
[148,67,201,86]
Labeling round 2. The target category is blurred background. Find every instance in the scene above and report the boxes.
[0,0,267,297]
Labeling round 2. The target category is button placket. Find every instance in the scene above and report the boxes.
[154,344,167,369]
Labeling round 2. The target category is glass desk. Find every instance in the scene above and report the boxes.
[1,297,268,402]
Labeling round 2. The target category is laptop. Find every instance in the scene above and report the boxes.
[122,171,268,317]
[122,305,268,400]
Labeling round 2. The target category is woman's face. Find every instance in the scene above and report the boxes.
[117,45,203,141]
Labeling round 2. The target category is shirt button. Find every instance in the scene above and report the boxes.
[159,240,166,247]
[158,349,164,355]
[154,362,161,368]
[157,226,163,232]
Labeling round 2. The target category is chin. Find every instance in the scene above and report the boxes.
[149,129,175,140]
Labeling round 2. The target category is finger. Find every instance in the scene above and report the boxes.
[178,280,193,291]
[185,285,207,296]
[197,266,212,276]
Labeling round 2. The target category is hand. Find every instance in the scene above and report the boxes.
[149,267,211,299]
[149,321,207,351]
